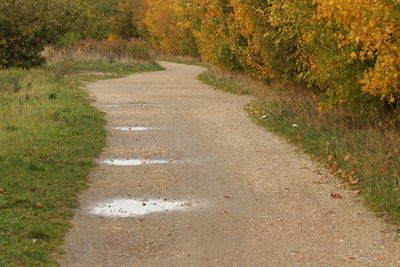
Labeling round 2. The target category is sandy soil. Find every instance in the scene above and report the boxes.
[60,62,400,266]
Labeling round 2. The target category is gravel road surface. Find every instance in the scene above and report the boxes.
[61,62,400,266]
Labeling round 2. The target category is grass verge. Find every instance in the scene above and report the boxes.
[199,66,400,225]
[56,59,164,82]
[0,59,163,265]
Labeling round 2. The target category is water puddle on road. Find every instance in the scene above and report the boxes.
[102,159,175,166]
[100,104,169,108]
[111,126,159,131]
[89,199,193,217]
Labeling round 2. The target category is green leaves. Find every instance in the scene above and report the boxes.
[0,0,105,68]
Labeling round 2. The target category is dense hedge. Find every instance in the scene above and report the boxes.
[144,0,400,112]
[0,0,116,69]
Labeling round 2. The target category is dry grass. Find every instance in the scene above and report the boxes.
[200,66,400,223]
[45,39,156,63]
[156,54,206,66]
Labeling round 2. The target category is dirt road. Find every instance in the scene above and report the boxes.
[61,62,400,266]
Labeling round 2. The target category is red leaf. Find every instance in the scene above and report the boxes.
[330,193,342,199]
[349,178,360,185]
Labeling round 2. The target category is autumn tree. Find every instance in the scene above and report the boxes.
[144,0,198,56]
[112,0,148,39]
[0,0,97,68]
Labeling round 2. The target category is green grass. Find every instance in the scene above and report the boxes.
[0,59,163,265]
[198,71,251,95]
[199,67,400,225]
[51,59,164,82]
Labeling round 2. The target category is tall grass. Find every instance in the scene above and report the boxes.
[200,66,400,224]
[44,39,164,82]
[46,39,155,63]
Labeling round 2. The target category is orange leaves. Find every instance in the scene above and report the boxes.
[331,193,342,199]
[315,0,400,102]
[144,0,198,56]
[146,0,399,107]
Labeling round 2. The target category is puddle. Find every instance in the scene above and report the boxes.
[111,126,159,131]
[102,159,175,166]
[89,198,193,217]
[100,104,169,108]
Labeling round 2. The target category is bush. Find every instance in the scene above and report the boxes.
[0,0,115,69]
[145,0,400,114]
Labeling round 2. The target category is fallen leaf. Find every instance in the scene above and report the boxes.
[344,153,353,161]
[330,167,339,175]
[223,211,229,214]
[379,168,387,174]
[327,154,335,161]
[224,195,232,199]
[325,141,331,147]
[349,178,360,185]
[353,190,362,195]
[330,193,343,199]
[295,133,302,139]
[34,202,44,208]
[349,168,358,175]
[50,218,59,222]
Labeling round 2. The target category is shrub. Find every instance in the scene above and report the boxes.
[0,0,85,69]
[145,0,400,114]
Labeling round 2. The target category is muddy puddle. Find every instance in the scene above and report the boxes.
[102,159,176,166]
[111,126,159,131]
[89,198,193,217]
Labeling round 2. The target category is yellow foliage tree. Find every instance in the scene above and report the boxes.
[316,0,400,103]
[144,0,197,56]
[145,0,400,110]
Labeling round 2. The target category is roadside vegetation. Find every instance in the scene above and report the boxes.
[0,42,162,265]
[142,0,400,224]
[200,67,400,224]
[0,1,162,262]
